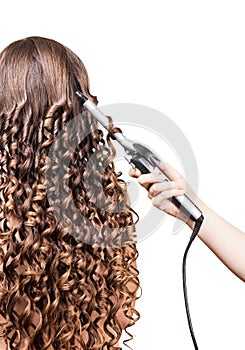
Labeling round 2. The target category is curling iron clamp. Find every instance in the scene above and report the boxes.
[75,91,203,223]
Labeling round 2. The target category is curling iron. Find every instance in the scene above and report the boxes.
[76,91,204,349]
[75,91,203,223]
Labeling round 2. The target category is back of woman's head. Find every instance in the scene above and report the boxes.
[0,36,95,114]
[0,36,140,350]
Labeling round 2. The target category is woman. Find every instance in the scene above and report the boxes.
[0,37,140,349]
[129,162,245,282]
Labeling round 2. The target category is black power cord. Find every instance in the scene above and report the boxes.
[182,215,204,350]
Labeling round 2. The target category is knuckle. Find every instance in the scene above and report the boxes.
[171,190,178,197]
[138,176,145,185]
[154,173,165,182]
[138,174,149,185]
[151,196,159,206]
[151,183,155,194]
[148,184,154,198]
[152,193,165,206]
[170,189,177,198]
[169,181,175,189]
[177,179,186,189]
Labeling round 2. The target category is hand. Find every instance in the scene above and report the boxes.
[129,161,194,223]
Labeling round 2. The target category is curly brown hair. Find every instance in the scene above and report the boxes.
[0,36,140,350]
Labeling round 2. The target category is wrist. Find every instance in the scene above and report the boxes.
[186,217,196,231]
[185,196,205,231]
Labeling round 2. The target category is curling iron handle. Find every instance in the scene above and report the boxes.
[131,158,202,222]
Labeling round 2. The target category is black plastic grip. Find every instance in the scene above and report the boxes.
[131,158,151,174]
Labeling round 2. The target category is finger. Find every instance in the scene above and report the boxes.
[151,188,185,207]
[148,180,169,199]
[157,161,184,181]
[148,180,185,198]
[128,167,142,178]
[137,172,167,188]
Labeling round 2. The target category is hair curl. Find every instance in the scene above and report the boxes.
[0,36,140,350]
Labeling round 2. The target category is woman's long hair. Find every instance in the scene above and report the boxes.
[0,36,140,350]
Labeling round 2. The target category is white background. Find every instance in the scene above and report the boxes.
[1,1,245,349]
